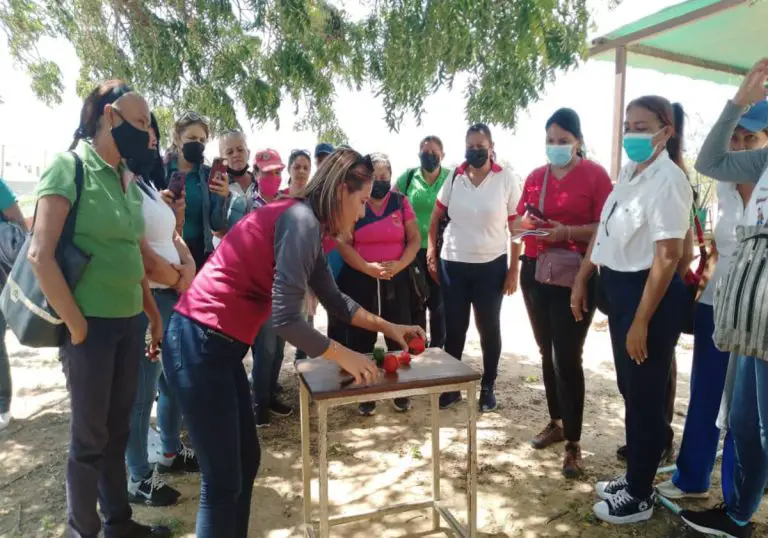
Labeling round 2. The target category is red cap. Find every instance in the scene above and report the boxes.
[253,149,285,173]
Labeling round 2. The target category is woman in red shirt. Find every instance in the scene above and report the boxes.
[162,149,425,538]
[512,108,613,478]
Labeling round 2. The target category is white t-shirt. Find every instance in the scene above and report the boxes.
[139,182,181,288]
[436,162,521,264]
[591,151,692,272]
[743,164,768,227]
[700,182,747,306]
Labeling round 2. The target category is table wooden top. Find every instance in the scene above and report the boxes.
[297,348,480,401]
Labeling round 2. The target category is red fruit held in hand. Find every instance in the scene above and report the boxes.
[383,353,400,374]
[398,351,411,366]
[407,335,426,355]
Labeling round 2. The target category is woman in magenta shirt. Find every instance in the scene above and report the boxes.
[162,149,424,538]
[512,108,613,478]
[331,153,421,416]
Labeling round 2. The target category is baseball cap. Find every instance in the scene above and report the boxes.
[738,100,768,133]
[314,143,335,158]
[253,149,285,172]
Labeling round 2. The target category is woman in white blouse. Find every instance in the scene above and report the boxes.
[427,123,521,413]
[656,102,766,503]
[571,96,692,525]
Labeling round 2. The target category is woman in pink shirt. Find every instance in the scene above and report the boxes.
[512,108,613,478]
[163,149,424,538]
[331,153,421,416]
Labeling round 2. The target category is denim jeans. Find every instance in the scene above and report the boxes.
[726,354,768,522]
[602,267,686,499]
[61,315,144,538]
[162,313,260,538]
[251,316,285,406]
[440,255,507,389]
[0,311,10,414]
[672,304,731,493]
[125,289,183,480]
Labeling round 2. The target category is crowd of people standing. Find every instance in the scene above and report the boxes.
[1,59,768,538]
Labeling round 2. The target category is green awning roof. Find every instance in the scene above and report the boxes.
[590,0,767,86]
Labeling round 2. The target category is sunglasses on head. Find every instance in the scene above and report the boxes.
[179,111,211,126]
[290,149,312,159]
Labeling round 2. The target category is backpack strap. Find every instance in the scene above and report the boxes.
[31,151,85,241]
[442,168,459,218]
[404,168,417,195]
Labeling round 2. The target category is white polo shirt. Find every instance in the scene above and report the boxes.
[591,151,692,272]
[436,162,521,264]
[700,182,747,306]
[138,182,181,289]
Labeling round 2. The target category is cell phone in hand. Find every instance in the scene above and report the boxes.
[210,157,228,184]
[525,203,546,221]
[168,171,185,199]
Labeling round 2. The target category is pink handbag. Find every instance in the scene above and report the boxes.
[533,167,583,288]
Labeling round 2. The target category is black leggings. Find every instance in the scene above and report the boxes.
[520,256,596,442]
[328,265,411,353]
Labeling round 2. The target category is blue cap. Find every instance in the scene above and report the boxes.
[738,100,768,133]
[314,143,335,157]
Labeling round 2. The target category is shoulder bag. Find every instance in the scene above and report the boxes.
[681,212,708,335]
[713,224,768,360]
[397,192,430,310]
[0,151,91,348]
[534,167,583,288]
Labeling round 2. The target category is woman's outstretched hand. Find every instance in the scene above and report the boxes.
[332,347,380,386]
[384,323,427,351]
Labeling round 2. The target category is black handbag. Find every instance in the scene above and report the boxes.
[0,152,91,347]
[396,193,430,310]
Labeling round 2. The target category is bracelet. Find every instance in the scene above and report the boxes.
[322,340,340,361]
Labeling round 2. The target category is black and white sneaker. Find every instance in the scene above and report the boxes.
[359,402,377,416]
[270,399,294,417]
[681,505,753,538]
[593,488,654,524]
[127,469,180,507]
[392,398,411,412]
[157,444,199,474]
[439,391,462,409]
[595,474,629,500]
[478,388,497,413]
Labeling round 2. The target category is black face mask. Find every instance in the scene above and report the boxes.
[465,148,489,169]
[370,180,391,200]
[420,152,440,173]
[227,165,249,177]
[111,112,153,169]
[181,141,206,164]
[126,149,159,178]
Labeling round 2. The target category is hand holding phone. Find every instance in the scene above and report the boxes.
[167,171,185,200]
[210,158,227,183]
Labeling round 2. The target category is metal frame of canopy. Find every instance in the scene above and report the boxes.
[588,0,755,180]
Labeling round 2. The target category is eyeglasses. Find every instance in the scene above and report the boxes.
[178,111,211,126]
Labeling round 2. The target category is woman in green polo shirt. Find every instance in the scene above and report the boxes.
[164,113,228,270]
[395,135,449,349]
[29,80,169,538]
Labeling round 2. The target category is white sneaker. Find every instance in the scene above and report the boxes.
[0,412,10,431]
[596,474,629,500]
[656,479,709,500]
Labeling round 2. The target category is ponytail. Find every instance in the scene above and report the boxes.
[668,103,687,177]
[70,80,132,150]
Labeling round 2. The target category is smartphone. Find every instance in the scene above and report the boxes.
[210,157,228,184]
[167,171,185,199]
[525,203,547,221]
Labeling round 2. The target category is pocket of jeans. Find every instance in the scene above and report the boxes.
[162,321,184,373]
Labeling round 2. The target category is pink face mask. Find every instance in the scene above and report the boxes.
[259,175,281,198]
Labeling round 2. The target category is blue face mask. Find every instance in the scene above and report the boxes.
[623,131,662,164]
[546,144,574,168]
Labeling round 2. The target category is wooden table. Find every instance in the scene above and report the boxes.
[297,348,481,538]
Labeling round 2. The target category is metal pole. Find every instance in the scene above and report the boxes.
[300,383,313,532]
[431,392,441,530]
[611,46,628,182]
[466,383,478,538]
[318,402,329,538]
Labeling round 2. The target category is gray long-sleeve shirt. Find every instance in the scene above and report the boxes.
[695,100,768,183]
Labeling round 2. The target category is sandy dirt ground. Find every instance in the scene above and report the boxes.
[1,293,766,537]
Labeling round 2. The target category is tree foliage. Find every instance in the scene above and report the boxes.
[1,0,591,139]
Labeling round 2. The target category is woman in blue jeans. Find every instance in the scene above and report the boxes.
[656,101,766,502]
[680,60,768,538]
[426,124,521,412]
[125,116,199,507]
[162,149,424,538]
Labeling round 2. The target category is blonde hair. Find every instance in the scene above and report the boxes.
[298,148,372,236]
[172,111,211,152]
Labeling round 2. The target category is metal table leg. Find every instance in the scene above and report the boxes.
[300,383,312,533]
[466,383,478,538]
[318,401,330,538]
[430,392,440,530]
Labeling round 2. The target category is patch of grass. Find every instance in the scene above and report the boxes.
[410,445,423,460]
[153,516,183,533]
[525,375,539,383]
